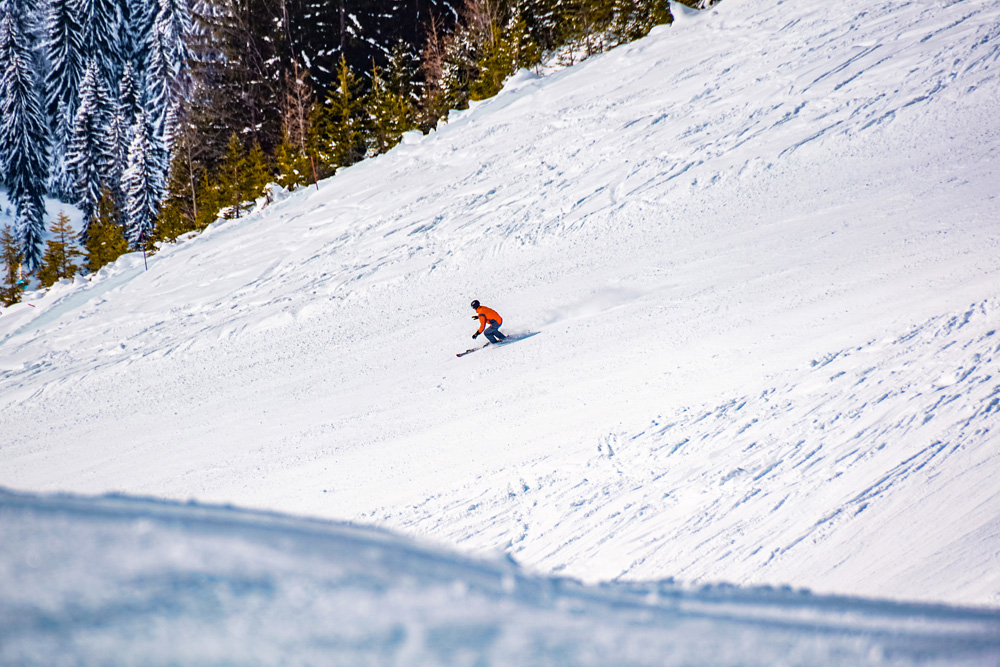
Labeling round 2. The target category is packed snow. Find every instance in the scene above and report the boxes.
[2,0,1000,661]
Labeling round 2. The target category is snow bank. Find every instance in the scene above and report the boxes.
[3,489,997,665]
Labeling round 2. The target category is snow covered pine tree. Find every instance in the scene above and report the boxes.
[66,59,114,240]
[42,0,86,197]
[122,111,162,252]
[0,4,50,272]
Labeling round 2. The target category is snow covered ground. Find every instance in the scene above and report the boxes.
[2,0,1000,660]
[3,489,999,665]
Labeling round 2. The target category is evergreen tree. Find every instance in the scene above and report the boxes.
[155,97,205,239]
[109,63,143,208]
[37,211,82,287]
[611,0,670,44]
[150,195,193,246]
[123,0,156,74]
[215,131,246,218]
[518,0,566,54]
[154,0,192,84]
[66,59,114,236]
[209,131,271,218]
[273,131,311,190]
[80,0,123,90]
[194,170,224,229]
[365,63,414,156]
[513,10,543,69]
[118,62,141,129]
[571,0,614,58]
[108,97,130,205]
[122,111,161,249]
[1,224,25,306]
[0,6,50,272]
[118,0,135,63]
[468,11,535,101]
[386,39,421,114]
[149,108,171,220]
[152,127,200,246]
[151,198,187,245]
[439,21,478,113]
[84,185,129,271]
[647,0,672,30]
[42,0,86,197]
[42,0,86,117]
[315,56,365,173]
[144,21,172,137]
[242,138,271,205]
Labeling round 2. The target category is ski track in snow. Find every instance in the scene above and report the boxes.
[380,299,1000,605]
[1,0,1000,641]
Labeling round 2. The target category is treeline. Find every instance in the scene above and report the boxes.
[1,0,192,302]
[156,0,677,244]
[1,0,703,306]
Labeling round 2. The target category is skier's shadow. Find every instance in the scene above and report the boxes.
[500,331,541,344]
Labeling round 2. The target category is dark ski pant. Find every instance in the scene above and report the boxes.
[484,323,506,344]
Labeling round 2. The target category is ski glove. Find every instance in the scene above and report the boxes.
[472,332,480,340]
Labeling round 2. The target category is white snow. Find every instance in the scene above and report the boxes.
[2,0,1000,660]
[2,489,998,665]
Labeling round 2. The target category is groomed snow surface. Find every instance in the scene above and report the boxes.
[2,0,1000,663]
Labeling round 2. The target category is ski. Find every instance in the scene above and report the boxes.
[455,332,539,357]
[457,344,491,357]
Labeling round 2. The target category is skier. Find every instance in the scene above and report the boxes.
[470,299,506,344]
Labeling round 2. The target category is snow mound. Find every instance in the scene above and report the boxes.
[3,489,998,666]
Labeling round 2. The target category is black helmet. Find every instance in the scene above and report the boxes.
[470,300,480,310]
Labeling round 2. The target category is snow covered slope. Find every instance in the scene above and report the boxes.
[3,489,999,665]
[2,0,999,627]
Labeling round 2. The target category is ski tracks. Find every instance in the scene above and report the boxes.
[378,298,1000,604]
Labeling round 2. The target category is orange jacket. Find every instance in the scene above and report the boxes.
[474,306,502,333]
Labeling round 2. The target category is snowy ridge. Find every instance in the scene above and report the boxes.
[1,0,1000,655]
[2,488,999,665]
